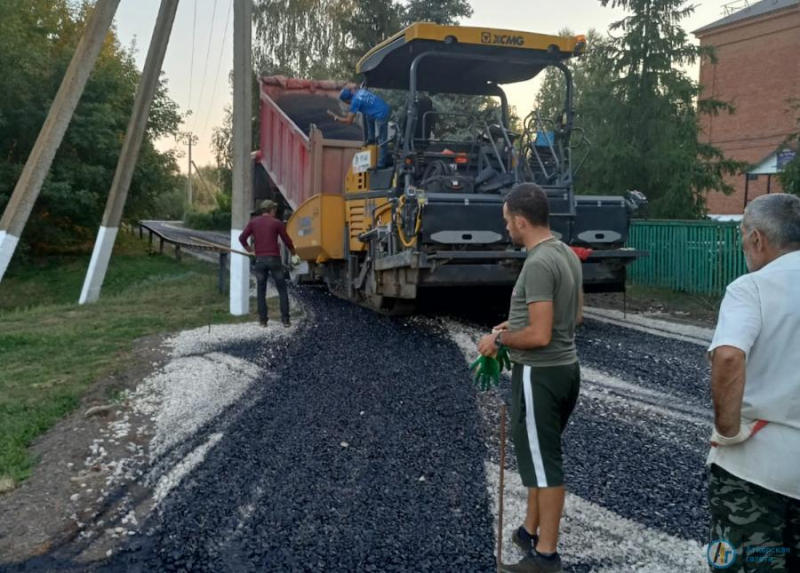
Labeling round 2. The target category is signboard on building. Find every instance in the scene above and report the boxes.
[777,149,797,170]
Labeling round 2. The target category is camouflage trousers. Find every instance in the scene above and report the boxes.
[708,464,800,572]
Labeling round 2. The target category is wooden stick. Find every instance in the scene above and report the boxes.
[189,236,253,258]
[497,403,507,572]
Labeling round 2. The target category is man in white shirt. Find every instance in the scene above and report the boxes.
[707,193,800,572]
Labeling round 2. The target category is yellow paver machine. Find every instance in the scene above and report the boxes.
[255,23,646,313]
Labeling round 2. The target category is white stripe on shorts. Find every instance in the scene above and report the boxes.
[522,365,548,487]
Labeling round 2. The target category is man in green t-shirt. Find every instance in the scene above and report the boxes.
[478,183,583,573]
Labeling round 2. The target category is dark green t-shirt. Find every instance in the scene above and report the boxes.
[507,238,582,367]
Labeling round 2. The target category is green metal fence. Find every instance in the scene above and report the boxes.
[626,220,747,296]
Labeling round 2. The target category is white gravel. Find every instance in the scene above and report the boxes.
[485,462,707,572]
[440,319,482,364]
[439,318,711,425]
[118,322,292,460]
[154,432,224,505]
[583,307,714,346]
[69,319,295,538]
[131,322,294,504]
[166,322,291,359]
[581,366,712,426]
[133,352,263,457]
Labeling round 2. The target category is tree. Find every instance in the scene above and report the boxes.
[778,99,800,195]
[571,0,745,218]
[0,0,182,252]
[209,73,261,197]
[253,0,348,78]
[533,29,610,126]
[335,0,403,78]
[253,0,473,80]
[403,0,472,26]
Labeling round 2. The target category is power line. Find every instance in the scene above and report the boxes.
[187,0,198,114]
[192,0,220,132]
[203,0,233,133]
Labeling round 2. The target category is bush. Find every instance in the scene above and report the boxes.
[151,188,186,221]
[183,209,231,231]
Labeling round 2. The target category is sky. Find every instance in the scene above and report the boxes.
[114,0,735,169]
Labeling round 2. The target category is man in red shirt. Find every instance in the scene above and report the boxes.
[239,200,297,327]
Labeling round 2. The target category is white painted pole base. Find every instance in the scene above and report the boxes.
[79,226,118,304]
[0,230,20,282]
[229,229,250,316]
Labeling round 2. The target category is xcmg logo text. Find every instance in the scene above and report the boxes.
[481,32,525,46]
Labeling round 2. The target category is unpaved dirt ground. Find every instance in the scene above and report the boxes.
[585,290,720,328]
[0,335,168,563]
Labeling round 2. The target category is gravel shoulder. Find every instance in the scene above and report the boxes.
[0,288,292,569]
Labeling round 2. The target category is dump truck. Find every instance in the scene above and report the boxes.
[254,24,646,314]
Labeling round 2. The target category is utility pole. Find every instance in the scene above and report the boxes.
[191,160,216,201]
[178,131,199,207]
[176,131,199,209]
[0,0,121,282]
[79,0,180,304]
[188,134,193,206]
[230,0,253,316]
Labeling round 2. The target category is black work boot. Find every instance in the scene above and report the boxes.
[499,551,563,573]
[511,526,538,553]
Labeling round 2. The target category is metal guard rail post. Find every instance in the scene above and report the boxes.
[136,222,230,294]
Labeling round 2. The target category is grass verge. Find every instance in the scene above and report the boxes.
[0,233,252,487]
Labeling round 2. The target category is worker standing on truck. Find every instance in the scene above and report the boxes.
[477,183,583,573]
[706,194,800,572]
[328,85,391,168]
[239,200,299,328]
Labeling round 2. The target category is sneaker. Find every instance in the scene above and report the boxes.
[512,526,538,554]
[282,319,291,327]
[259,321,268,328]
[499,551,563,573]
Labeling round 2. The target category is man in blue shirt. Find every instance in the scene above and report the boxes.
[328,85,391,168]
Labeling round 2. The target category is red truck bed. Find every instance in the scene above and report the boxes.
[257,77,363,210]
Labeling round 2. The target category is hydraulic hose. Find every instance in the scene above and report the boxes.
[395,195,423,248]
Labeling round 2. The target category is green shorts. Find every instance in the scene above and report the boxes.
[511,362,580,488]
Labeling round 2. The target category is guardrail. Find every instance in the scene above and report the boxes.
[135,222,230,294]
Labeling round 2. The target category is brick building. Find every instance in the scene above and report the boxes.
[694,0,800,215]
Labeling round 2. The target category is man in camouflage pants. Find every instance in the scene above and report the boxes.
[707,194,800,572]
[708,469,799,571]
